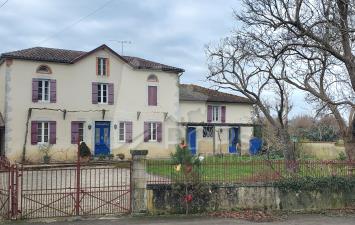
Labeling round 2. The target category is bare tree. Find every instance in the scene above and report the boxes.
[280,50,355,159]
[206,36,296,166]
[228,0,355,160]
[238,0,355,91]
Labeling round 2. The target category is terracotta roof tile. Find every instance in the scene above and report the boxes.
[180,84,252,104]
[0,46,184,73]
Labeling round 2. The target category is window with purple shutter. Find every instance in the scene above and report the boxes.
[31,121,38,145]
[50,80,57,103]
[71,122,84,144]
[92,82,98,104]
[221,106,226,123]
[71,122,79,144]
[49,121,56,144]
[126,121,133,143]
[207,105,212,122]
[144,122,149,142]
[148,86,157,106]
[108,83,114,105]
[32,79,39,103]
[157,122,162,142]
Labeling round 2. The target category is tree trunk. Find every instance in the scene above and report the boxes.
[279,128,297,172]
[344,141,355,161]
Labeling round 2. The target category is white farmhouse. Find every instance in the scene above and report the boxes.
[0,45,254,162]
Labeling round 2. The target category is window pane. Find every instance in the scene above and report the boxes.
[98,84,102,103]
[104,128,109,145]
[102,58,106,75]
[102,84,107,103]
[78,123,84,142]
[203,126,213,138]
[95,128,100,143]
[119,123,125,141]
[148,123,152,140]
[98,58,102,75]
[37,123,42,142]
[38,81,43,100]
[44,81,49,101]
[43,122,49,143]
[152,123,157,140]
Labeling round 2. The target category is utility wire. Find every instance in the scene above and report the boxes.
[0,0,9,9]
[37,0,115,45]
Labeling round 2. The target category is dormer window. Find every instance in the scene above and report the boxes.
[36,65,52,74]
[97,57,109,76]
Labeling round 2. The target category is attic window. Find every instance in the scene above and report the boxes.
[147,74,158,82]
[36,65,52,74]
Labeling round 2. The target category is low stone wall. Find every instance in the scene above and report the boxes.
[147,184,355,213]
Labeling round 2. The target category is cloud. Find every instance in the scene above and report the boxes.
[0,0,307,116]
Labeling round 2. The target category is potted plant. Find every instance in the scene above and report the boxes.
[117,153,125,160]
[108,154,114,161]
[79,141,92,162]
[39,144,52,164]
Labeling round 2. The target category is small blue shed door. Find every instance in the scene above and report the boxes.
[95,121,110,155]
[228,127,239,154]
[187,127,197,155]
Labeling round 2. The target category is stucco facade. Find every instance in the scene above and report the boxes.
[179,101,253,155]
[0,46,181,162]
[0,45,254,162]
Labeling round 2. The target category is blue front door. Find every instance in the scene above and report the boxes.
[95,121,110,155]
[187,127,197,155]
[229,127,239,154]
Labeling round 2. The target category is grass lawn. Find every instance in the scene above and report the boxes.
[147,155,352,184]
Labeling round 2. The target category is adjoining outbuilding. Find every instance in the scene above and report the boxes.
[0,45,256,162]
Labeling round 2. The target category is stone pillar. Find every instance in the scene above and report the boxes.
[130,150,148,214]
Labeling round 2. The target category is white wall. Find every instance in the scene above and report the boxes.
[4,49,180,162]
[179,100,254,155]
[0,62,5,116]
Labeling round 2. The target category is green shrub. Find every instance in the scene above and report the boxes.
[274,176,355,192]
[337,152,347,161]
[79,142,91,157]
[171,182,212,214]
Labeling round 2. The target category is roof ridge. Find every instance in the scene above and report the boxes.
[1,45,184,73]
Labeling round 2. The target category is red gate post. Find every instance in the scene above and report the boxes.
[10,165,19,219]
[75,142,81,216]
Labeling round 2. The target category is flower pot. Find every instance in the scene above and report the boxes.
[43,155,51,164]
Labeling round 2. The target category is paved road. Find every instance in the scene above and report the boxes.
[1,214,354,225]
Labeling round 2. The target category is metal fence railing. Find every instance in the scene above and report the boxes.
[146,158,355,185]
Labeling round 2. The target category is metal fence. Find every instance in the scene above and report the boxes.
[18,162,131,219]
[0,159,132,220]
[146,157,355,185]
[0,157,11,219]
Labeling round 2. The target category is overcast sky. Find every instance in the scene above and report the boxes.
[0,0,308,116]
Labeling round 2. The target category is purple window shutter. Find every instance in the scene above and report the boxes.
[126,121,133,143]
[108,83,114,105]
[49,121,56,144]
[207,105,212,122]
[92,83,98,104]
[71,122,79,144]
[32,79,39,103]
[144,122,149,142]
[50,80,57,103]
[221,106,226,123]
[31,121,38,145]
[157,122,162,142]
[148,86,157,106]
